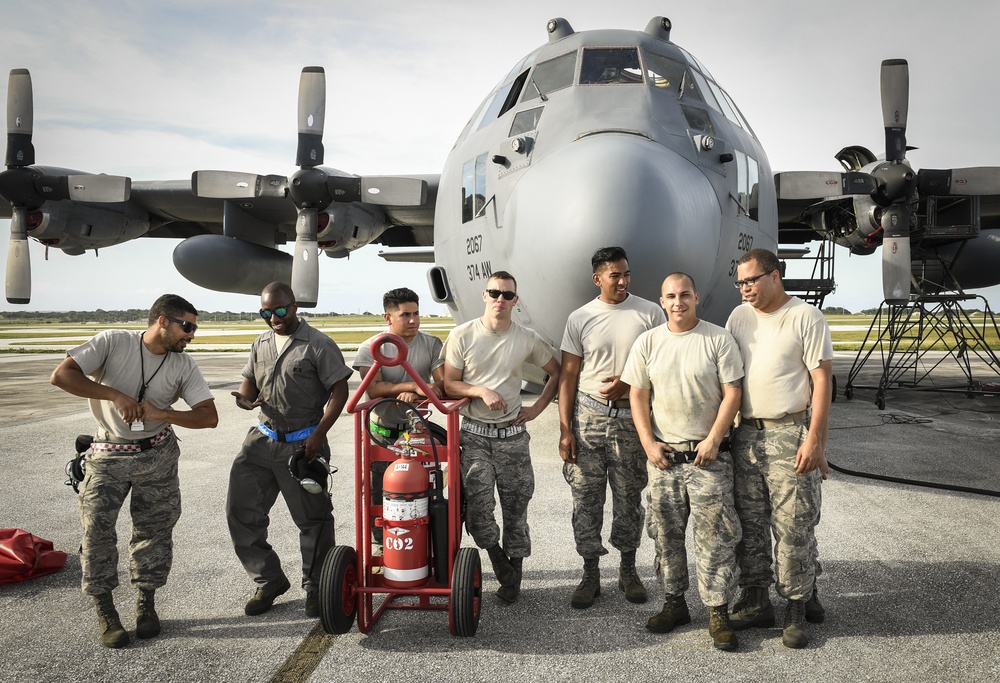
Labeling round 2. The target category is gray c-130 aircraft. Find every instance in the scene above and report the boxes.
[4,16,1000,345]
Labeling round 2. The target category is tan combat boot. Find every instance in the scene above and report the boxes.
[618,550,647,604]
[94,593,129,648]
[136,588,161,639]
[709,604,738,651]
[730,586,775,630]
[570,557,601,609]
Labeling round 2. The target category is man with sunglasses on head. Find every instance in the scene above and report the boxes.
[725,248,833,649]
[226,281,352,620]
[442,271,560,603]
[353,287,445,554]
[558,246,665,610]
[50,294,218,649]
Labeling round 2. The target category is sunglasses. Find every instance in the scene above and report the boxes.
[166,316,198,334]
[733,272,770,289]
[260,306,293,320]
[486,289,516,301]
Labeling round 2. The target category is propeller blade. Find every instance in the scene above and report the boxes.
[880,59,909,162]
[192,171,288,199]
[5,206,31,303]
[296,67,325,168]
[881,205,911,304]
[291,207,319,307]
[917,167,1000,196]
[5,69,34,168]
[775,171,877,200]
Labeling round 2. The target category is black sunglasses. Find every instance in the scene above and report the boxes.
[260,306,293,320]
[486,289,516,301]
[165,316,198,334]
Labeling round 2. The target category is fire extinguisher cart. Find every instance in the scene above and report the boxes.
[318,333,482,637]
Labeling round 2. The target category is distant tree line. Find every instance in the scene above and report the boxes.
[0,310,351,324]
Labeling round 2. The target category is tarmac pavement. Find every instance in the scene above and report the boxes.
[1,350,999,682]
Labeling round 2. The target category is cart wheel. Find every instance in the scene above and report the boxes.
[319,545,357,634]
[845,385,854,400]
[876,395,886,410]
[448,547,482,637]
[831,375,837,403]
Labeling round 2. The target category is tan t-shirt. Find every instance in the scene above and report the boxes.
[69,329,214,440]
[442,318,555,423]
[560,294,665,401]
[621,320,744,443]
[725,296,834,419]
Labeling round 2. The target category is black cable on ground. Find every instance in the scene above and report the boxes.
[826,459,1000,498]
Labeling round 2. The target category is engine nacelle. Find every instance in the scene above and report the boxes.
[318,203,389,258]
[172,234,292,295]
[27,202,150,253]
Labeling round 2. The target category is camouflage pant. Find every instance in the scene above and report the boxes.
[78,435,182,596]
[645,451,741,606]
[563,402,647,558]
[460,430,533,558]
[732,421,822,601]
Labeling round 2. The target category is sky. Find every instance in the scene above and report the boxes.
[3,0,1000,314]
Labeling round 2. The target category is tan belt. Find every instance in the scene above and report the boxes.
[460,418,525,439]
[742,410,809,430]
[578,393,631,418]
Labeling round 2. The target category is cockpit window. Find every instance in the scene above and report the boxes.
[579,48,643,85]
[522,52,577,102]
[509,107,543,137]
[642,50,701,101]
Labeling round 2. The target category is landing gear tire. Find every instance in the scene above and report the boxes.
[448,547,482,637]
[319,545,357,634]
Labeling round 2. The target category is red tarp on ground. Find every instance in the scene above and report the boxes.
[0,528,67,584]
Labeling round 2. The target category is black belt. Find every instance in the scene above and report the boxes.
[657,435,732,464]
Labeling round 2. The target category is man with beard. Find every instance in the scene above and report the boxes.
[51,294,218,648]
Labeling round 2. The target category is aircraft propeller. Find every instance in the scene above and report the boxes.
[777,59,1000,305]
[0,69,131,303]
[192,66,427,307]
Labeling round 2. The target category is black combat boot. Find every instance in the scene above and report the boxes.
[496,557,522,604]
[618,550,647,603]
[645,594,691,633]
[486,545,518,587]
[708,604,738,651]
[94,593,129,648]
[730,586,775,630]
[570,557,601,609]
[782,598,809,649]
[136,588,161,639]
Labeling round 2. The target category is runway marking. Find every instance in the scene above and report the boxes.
[269,623,336,683]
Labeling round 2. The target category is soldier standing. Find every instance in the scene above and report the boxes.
[558,246,665,608]
[50,294,218,648]
[726,248,833,649]
[622,273,744,651]
[442,271,560,603]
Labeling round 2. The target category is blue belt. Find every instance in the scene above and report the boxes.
[257,422,317,443]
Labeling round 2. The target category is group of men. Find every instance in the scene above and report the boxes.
[51,244,831,654]
[557,246,832,652]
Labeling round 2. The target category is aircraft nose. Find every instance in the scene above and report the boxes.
[503,133,724,332]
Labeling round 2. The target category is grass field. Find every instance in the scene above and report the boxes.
[1,313,998,353]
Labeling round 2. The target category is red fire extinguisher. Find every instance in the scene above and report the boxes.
[381,450,431,588]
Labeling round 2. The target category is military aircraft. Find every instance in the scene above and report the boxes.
[3,16,1000,351]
